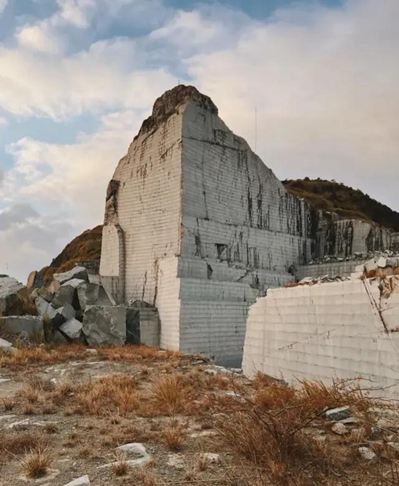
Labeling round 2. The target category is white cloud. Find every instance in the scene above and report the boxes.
[0,38,176,118]
[16,23,64,54]
[0,0,398,281]
[187,0,399,212]
[0,109,144,279]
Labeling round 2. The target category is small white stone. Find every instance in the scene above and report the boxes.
[63,476,90,486]
[331,422,349,435]
[116,442,147,456]
[200,453,221,465]
[358,447,376,461]
[167,454,185,469]
[190,430,218,438]
[325,406,351,421]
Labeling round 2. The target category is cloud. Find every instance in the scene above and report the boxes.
[16,23,65,54]
[0,38,176,119]
[0,203,39,230]
[0,0,398,281]
[0,109,145,280]
[187,0,399,211]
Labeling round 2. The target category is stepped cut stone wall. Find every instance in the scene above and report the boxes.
[100,85,396,365]
[243,277,399,398]
[100,86,315,364]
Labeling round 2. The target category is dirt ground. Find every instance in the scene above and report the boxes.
[0,344,399,486]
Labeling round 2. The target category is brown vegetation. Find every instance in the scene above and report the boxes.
[283,178,399,231]
[39,225,102,284]
[21,448,52,479]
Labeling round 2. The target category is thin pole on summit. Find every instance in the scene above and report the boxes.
[254,106,258,152]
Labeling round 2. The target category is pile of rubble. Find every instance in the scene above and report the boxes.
[297,254,399,286]
[0,266,160,348]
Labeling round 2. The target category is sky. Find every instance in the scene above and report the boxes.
[0,0,398,281]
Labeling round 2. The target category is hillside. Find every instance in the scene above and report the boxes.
[283,178,399,231]
[39,225,103,284]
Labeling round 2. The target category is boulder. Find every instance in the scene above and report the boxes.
[0,316,43,338]
[377,257,387,268]
[35,296,50,317]
[59,318,83,340]
[77,283,111,311]
[50,304,75,328]
[82,305,126,346]
[126,306,160,346]
[26,270,42,289]
[52,285,78,309]
[54,266,88,285]
[0,276,24,316]
[0,337,13,351]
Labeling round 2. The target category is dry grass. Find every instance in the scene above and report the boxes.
[75,374,138,415]
[0,344,87,367]
[151,374,189,416]
[21,447,52,479]
[2,397,15,411]
[97,345,181,363]
[0,344,181,370]
[0,431,48,456]
[113,460,129,476]
[162,425,185,451]
[218,379,373,485]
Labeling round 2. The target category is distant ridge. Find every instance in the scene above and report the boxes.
[283,178,399,231]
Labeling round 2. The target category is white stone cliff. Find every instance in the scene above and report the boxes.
[100,85,395,365]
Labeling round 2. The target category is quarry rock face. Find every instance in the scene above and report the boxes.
[99,85,395,365]
[99,85,316,365]
[242,275,399,399]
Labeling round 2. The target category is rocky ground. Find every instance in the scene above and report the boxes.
[0,344,399,485]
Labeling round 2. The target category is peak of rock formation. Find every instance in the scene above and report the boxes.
[137,84,218,138]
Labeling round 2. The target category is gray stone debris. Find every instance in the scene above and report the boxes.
[63,476,90,486]
[358,446,376,461]
[82,305,126,346]
[54,266,88,285]
[331,422,349,435]
[59,318,83,340]
[0,276,24,316]
[0,316,43,338]
[199,453,221,465]
[35,296,50,317]
[52,285,78,308]
[0,337,13,351]
[99,442,151,469]
[325,406,352,421]
[167,454,185,469]
[77,283,111,311]
[50,303,75,328]
[61,278,86,289]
